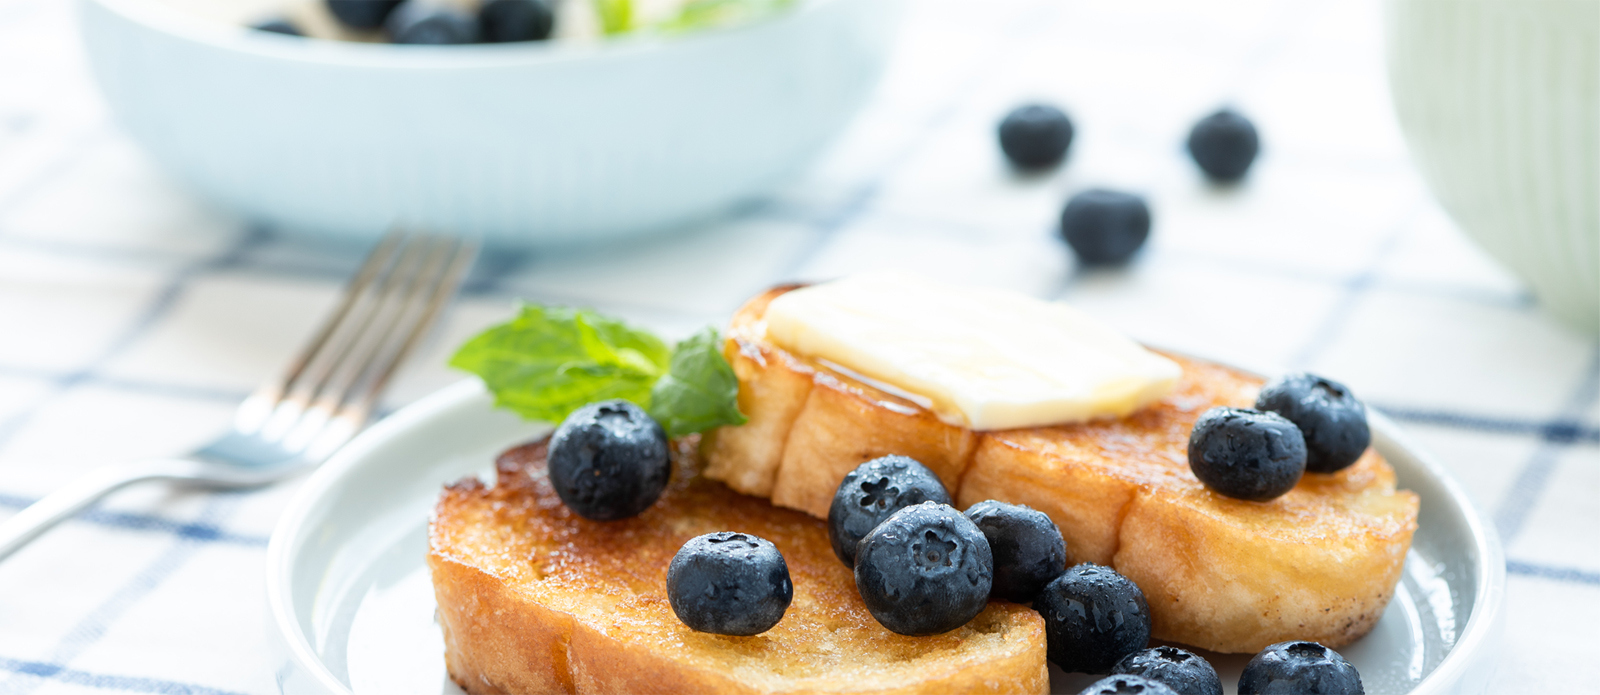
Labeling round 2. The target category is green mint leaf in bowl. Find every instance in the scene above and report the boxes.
[649,326,748,437]
[449,304,745,437]
[660,0,796,33]
[593,0,635,34]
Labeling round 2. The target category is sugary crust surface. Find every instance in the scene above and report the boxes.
[703,285,1421,653]
[429,438,1050,695]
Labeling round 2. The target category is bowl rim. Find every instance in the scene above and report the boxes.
[83,0,848,69]
[265,360,1506,695]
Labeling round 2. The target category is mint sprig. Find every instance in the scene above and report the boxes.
[449,304,746,437]
[658,0,795,33]
[647,327,745,436]
[593,0,633,34]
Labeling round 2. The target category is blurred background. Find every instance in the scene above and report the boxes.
[0,0,1595,693]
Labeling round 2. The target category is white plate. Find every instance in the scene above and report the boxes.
[266,378,1505,695]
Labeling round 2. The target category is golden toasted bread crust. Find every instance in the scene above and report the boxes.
[703,286,1420,654]
[430,438,1049,695]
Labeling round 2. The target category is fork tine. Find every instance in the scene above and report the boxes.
[255,233,430,442]
[233,231,403,434]
[288,235,476,457]
[270,235,440,448]
[339,236,478,425]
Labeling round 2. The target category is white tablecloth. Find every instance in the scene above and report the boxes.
[0,0,1595,693]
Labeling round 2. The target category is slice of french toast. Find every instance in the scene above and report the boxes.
[429,437,1050,695]
[703,285,1420,654]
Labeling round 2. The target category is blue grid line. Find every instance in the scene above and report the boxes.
[1373,404,1600,446]
[1493,346,1600,543]
[458,245,535,296]
[0,229,270,694]
[773,180,882,282]
[0,127,108,223]
[0,495,247,695]
[0,233,205,269]
[73,378,251,405]
[0,657,247,695]
[802,202,1539,314]
[0,493,268,547]
[0,227,268,453]
[774,1,1072,283]
[1286,203,1421,370]
[1365,278,1536,311]
[0,190,1542,315]
[1507,560,1600,587]
[473,281,718,324]
[0,364,251,404]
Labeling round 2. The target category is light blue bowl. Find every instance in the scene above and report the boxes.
[80,0,895,243]
[1387,0,1599,337]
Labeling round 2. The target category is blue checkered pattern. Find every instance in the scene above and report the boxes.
[0,0,1595,693]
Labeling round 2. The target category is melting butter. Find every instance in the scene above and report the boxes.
[762,272,1180,430]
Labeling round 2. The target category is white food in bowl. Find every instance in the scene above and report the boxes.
[80,0,897,243]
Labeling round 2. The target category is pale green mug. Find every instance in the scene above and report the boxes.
[1387,0,1599,337]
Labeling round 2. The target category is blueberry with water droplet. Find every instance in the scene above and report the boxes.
[1113,646,1223,695]
[828,455,951,567]
[1187,406,1307,501]
[965,499,1067,603]
[854,501,992,635]
[1239,641,1363,694]
[1036,563,1151,673]
[547,400,670,521]
[667,532,792,636]
[1255,372,1369,474]
[1077,674,1180,695]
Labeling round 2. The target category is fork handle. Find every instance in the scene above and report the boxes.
[0,460,277,563]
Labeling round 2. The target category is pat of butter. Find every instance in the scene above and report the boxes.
[762,272,1181,430]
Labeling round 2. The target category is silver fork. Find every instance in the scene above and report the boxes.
[0,231,478,562]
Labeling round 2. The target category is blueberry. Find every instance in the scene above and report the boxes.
[1112,647,1223,695]
[667,532,792,636]
[1035,563,1150,674]
[326,0,403,29]
[1077,674,1180,695]
[964,500,1066,603]
[1060,189,1152,265]
[854,501,992,635]
[386,1,480,44]
[828,455,951,567]
[1239,641,1364,695]
[479,0,553,42]
[1186,108,1260,182]
[1187,407,1307,501]
[1255,373,1370,474]
[547,399,670,521]
[998,104,1075,169]
[251,18,303,36]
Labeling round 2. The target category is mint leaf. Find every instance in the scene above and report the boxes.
[593,0,633,34]
[649,327,748,437]
[448,304,669,424]
[659,0,794,33]
[449,304,745,437]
